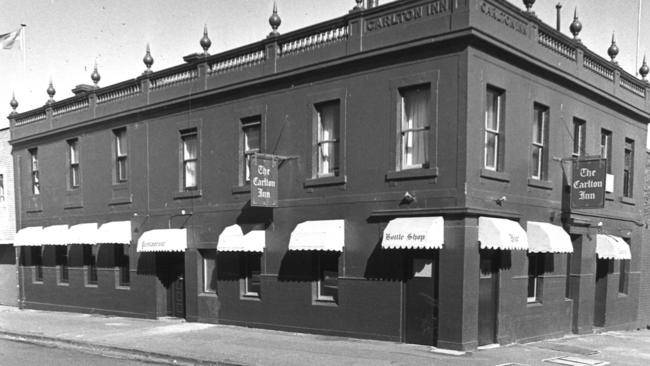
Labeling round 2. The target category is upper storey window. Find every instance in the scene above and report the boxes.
[623,138,634,198]
[399,85,430,170]
[181,129,198,191]
[68,139,80,189]
[29,148,39,195]
[315,100,340,177]
[600,129,612,174]
[114,128,128,183]
[530,104,549,180]
[241,117,261,184]
[484,87,504,171]
[572,118,586,157]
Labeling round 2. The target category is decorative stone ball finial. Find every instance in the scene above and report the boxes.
[523,0,535,13]
[639,55,649,81]
[354,0,364,10]
[569,8,582,41]
[607,32,619,63]
[10,92,18,114]
[91,62,101,86]
[268,2,281,36]
[47,80,56,104]
[143,43,154,74]
[200,24,212,55]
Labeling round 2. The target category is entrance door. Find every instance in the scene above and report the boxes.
[157,252,186,318]
[593,259,610,327]
[478,249,499,346]
[404,251,438,346]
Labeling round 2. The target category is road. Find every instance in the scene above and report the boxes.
[0,338,171,366]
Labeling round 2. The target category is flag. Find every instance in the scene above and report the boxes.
[0,27,22,50]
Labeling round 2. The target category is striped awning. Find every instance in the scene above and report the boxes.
[596,234,631,260]
[137,229,187,252]
[478,217,528,251]
[288,220,344,251]
[382,217,444,249]
[217,225,265,252]
[67,223,99,245]
[41,225,70,246]
[526,222,573,253]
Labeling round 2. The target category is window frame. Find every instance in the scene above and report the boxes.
[530,103,549,180]
[32,247,43,283]
[241,253,261,298]
[56,245,69,285]
[113,128,128,184]
[619,249,630,295]
[572,118,586,157]
[29,148,40,195]
[180,129,199,192]
[600,129,612,174]
[484,86,505,171]
[241,117,261,185]
[83,244,98,286]
[314,100,341,178]
[0,173,4,201]
[313,252,339,304]
[67,139,80,189]
[398,84,431,171]
[623,138,634,198]
[527,253,544,303]
[201,250,217,294]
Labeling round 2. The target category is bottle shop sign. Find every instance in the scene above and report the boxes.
[570,158,606,209]
[250,154,278,207]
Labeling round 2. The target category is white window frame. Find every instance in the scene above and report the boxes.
[30,148,40,195]
[202,250,216,294]
[68,139,80,189]
[315,101,340,177]
[114,128,128,183]
[530,104,548,180]
[484,88,503,171]
[181,130,198,191]
[399,85,430,170]
[242,118,261,184]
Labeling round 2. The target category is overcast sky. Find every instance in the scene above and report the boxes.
[1,0,648,137]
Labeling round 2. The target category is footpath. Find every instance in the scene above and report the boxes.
[1,305,650,365]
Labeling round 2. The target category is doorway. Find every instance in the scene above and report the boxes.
[403,250,439,346]
[156,252,186,318]
[593,259,611,327]
[478,249,499,346]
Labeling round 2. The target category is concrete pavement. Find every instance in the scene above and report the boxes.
[1,305,649,365]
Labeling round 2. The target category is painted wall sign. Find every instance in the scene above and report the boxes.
[365,0,450,33]
[479,1,528,36]
[570,158,606,209]
[250,154,278,207]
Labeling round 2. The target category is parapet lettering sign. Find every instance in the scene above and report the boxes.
[250,154,278,207]
[570,158,605,209]
[365,0,450,33]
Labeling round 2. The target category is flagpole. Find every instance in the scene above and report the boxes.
[636,0,642,75]
[20,24,26,83]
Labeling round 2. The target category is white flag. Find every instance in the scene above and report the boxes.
[0,28,22,50]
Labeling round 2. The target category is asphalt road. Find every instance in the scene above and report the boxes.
[0,338,170,366]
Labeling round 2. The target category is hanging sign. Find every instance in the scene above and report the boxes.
[250,154,278,207]
[570,157,606,209]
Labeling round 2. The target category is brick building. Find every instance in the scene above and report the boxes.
[9,0,650,350]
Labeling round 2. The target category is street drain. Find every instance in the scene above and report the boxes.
[543,356,609,366]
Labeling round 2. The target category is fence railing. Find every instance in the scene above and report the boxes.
[279,25,349,56]
[97,84,142,105]
[150,69,199,90]
[52,99,89,117]
[208,49,266,75]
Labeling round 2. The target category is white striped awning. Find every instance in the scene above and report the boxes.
[14,226,44,246]
[526,222,573,253]
[67,223,99,245]
[137,229,187,252]
[478,217,528,251]
[97,221,131,245]
[596,234,631,260]
[288,220,344,251]
[382,217,444,249]
[41,225,70,246]
[217,225,265,252]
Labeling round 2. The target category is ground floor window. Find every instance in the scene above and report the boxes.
[201,250,217,293]
[32,247,43,283]
[241,253,261,298]
[56,246,69,284]
[619,259,629,295]
[527,253,545,303]
[115,244,130,287]
[314,252,339,303]
[84,245,98,286]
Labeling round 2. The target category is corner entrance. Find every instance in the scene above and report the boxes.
[403,250,439,346]
[593,258,611,327]
[478,249,499,346]
[156,252,185,318]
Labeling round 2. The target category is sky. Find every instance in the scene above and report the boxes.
[1,0,649,138]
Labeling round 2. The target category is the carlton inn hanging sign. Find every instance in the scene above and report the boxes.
[250,154,279,207]
[570,157,606,209]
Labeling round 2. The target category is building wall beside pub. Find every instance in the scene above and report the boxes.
[0,127,17,306]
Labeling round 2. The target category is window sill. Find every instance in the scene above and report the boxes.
[173,189,202,200]
[199,292,217,298]
[605,192,614,201]
[617,292,629,298]
[109,196,132,206]
[116,285,131,290]
[32,280,43,285]
[240,294,262,301]
[57,282,70,287]
[620,196,635,205]
[64,202,83,209]
[526,300,543,307]
[480,168,510,182]
[304,175,346,188]
[231,184,251,194]
[85,283,98,288]
[527,178,553,190]
[312,299,338,307]
[385,167,438,181]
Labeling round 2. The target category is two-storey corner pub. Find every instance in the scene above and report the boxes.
[9,0,650,351]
